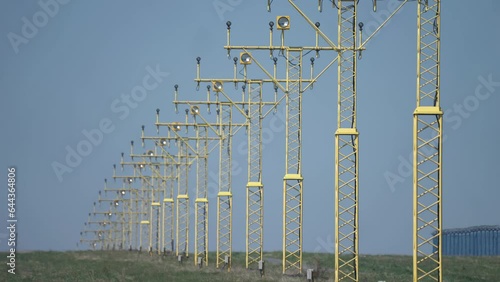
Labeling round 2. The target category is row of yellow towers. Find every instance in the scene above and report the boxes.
[80,1,442,281]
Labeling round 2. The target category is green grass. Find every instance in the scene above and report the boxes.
[1,251,499,281]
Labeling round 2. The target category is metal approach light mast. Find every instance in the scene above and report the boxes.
[246,81,264,269]
[282,47,304,274]
[177,48,275,269]
[335,1,359,281]
[413,0,443,281]
[173,85,247,270]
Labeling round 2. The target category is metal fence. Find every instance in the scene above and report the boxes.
[433,225,500,256]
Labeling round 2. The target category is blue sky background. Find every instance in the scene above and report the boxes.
[0,0,499,255]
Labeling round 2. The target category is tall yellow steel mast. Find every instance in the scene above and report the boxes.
[176,137,190,258]
[282,47,304,274]
[155,109,219,265]
[194,124,209,267]
[246,81,264,269]
[217,102,233,270]
[334,0,359,280]
[140,136,178,255]
[173,82,248,270]
[413,0,442,281]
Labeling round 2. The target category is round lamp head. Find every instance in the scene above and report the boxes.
[147,150,154,156]
[159,138,167,146]
[212,81,223,92]
[171,122,181,132]
[277,16,290,30]
[240,52,252,65]
[190,106,200,115]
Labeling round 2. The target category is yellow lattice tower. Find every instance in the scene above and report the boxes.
[188,50,286,271]
[228,0,408,276]
[140,130,180,255]
[334,1,359,280]
[222,14,323,274]
[155,118,209,264]
[113,148,153,253]
[172,82,248,270]
[102,178,138,251]
[144,116,218,264]
[126,142,174,255]
[246,81,264,269]
[413,0,442,281]
[80,202,111,250]
[97,189,128,250]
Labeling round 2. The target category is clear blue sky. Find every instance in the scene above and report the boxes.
[1,0,499,255]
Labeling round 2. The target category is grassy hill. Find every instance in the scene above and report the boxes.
[1,251,499,281]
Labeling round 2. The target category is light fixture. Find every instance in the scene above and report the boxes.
[277,16,290,30]
[108,212,112,217]
[240,52,252,65]
[212,81,223,92]
[126,178,133,184]
[190,106,200,115]
[171,122,181,132]
[159,138,167,146]
[120,190,126,195]
[147,150,154,156]
[139,163,145,169]
[114,201,119,206]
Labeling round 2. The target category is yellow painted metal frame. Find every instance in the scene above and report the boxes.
[176,141,190,258]
[335,1,359,280]
[413,1,442,281]
[282,48,303,275]
[246,81,264,269]
[194,125,209,267]
[217,103,233,270]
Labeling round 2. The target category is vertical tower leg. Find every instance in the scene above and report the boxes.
[246,81,264,269]
[195,126,209,266]
[217,104,233,270]
[283,48,303,275]
[335,1,359,281]
[164,164,175,254]
[413,1,442,281]
[176,142,190,258]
